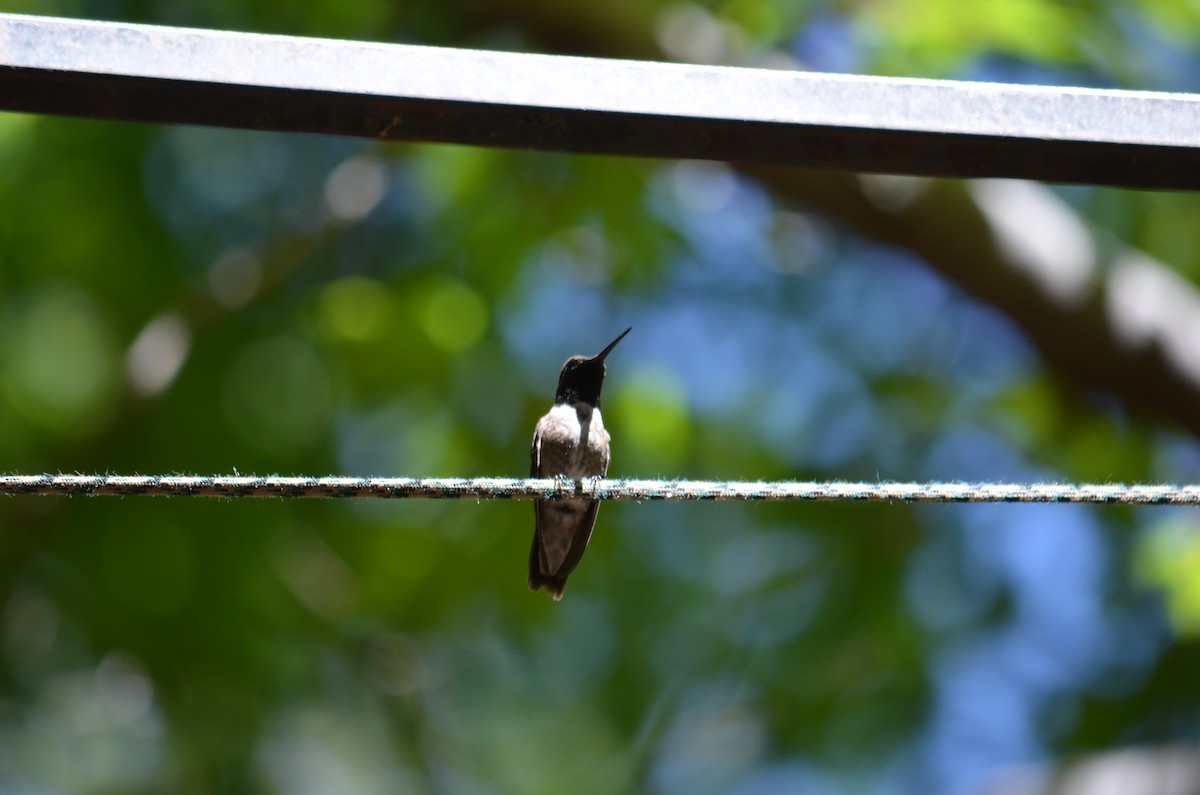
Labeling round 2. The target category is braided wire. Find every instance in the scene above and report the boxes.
[2,475,1199,504]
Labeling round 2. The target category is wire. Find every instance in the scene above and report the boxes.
[2,474,1199,504]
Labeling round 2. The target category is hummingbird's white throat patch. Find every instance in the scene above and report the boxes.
[545,402,607,480]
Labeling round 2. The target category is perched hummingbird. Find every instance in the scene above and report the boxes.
[529,327,631,600]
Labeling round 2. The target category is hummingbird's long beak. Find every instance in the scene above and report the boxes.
[593,327,632,363]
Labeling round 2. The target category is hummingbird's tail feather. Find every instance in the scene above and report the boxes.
[527,569,567,600]
[528,530,568,600]
[528,499,600,601]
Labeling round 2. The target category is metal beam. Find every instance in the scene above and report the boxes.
[2,13,1199,190]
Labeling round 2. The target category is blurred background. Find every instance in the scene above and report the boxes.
[3,0,1200,793]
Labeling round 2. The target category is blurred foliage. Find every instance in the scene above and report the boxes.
[1137,516,1200,638]
[2,0,1200,793]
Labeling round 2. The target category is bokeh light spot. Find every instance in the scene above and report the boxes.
[318,277,392,343]
[1135,515,1200,637]
[417,279,488,353]
[126,313,191,397]
[324,155,388,223]
[2,286,119,436]
[208,248,262,309]
[607,368,690,473]
[222,336,334,456]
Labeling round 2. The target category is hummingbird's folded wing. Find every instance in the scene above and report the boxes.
[530,498,599,599]
[530,424,543,478]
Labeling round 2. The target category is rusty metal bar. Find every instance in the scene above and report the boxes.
[2,13,1199,189]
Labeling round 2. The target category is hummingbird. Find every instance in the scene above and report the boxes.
[529,327,631,600]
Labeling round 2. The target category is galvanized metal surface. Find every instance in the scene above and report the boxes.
[2,13,1200,188]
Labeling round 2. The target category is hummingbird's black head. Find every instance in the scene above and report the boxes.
[554,327,631,407]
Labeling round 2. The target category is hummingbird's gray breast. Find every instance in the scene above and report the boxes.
[533,402,611,480]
